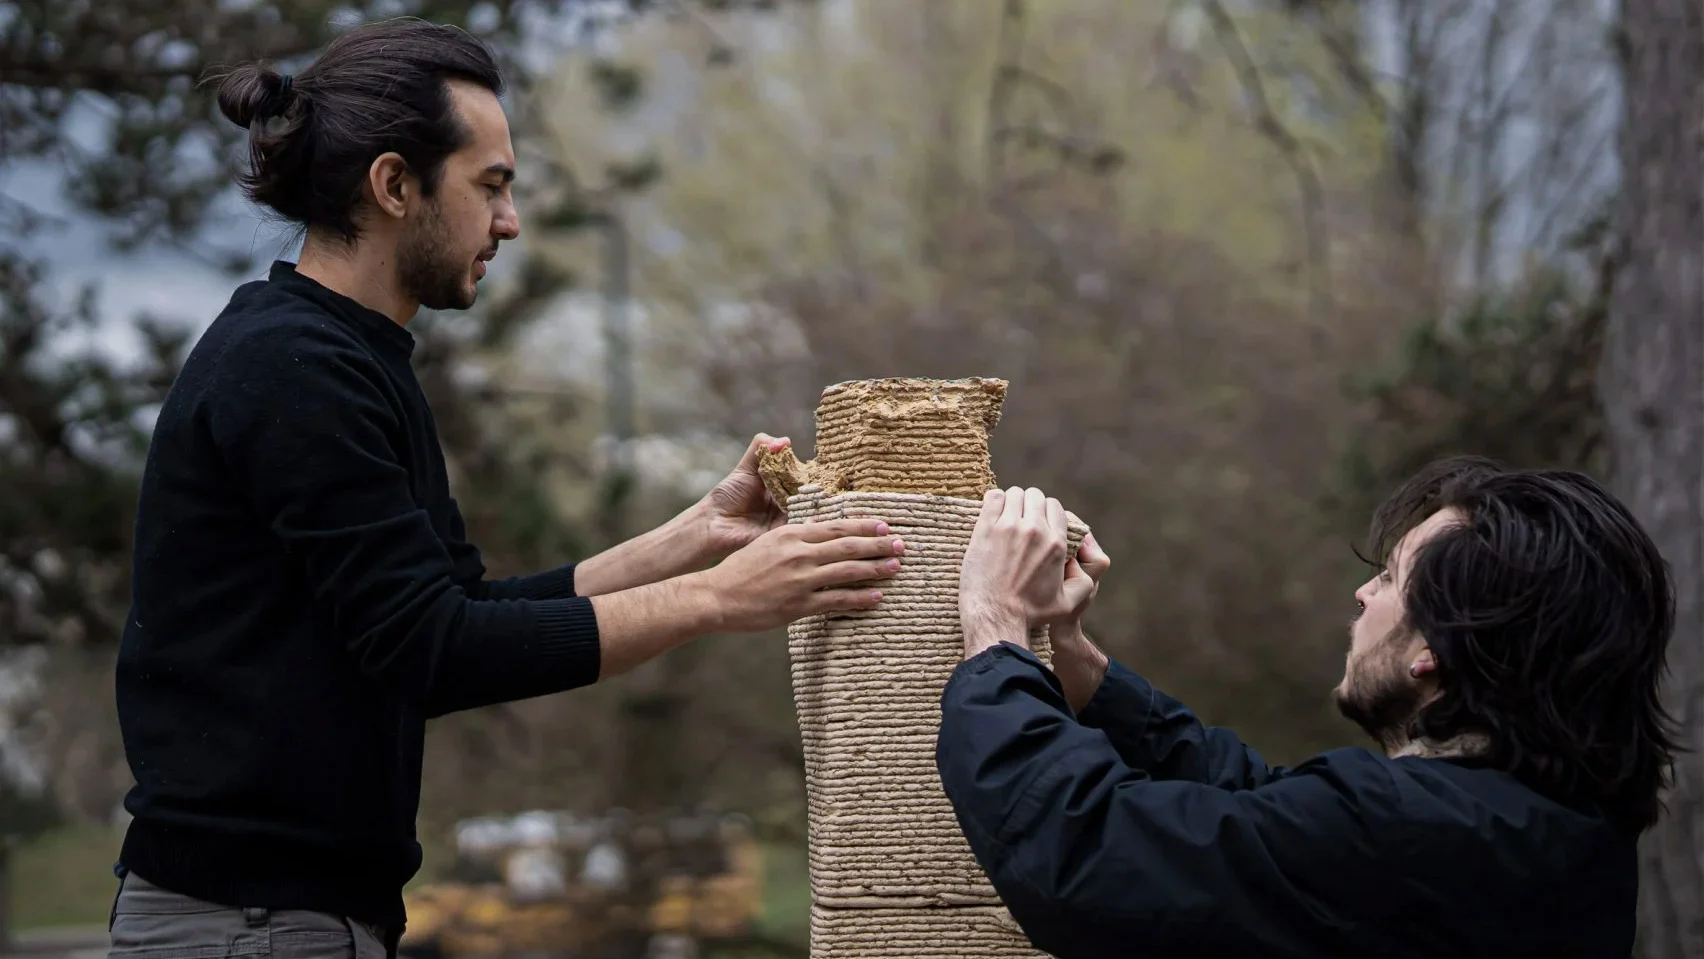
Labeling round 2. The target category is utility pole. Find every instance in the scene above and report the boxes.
[599,208,636,545]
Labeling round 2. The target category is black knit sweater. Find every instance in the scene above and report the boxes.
[115,261,601,927]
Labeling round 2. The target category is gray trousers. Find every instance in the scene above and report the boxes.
[106,872,396,959]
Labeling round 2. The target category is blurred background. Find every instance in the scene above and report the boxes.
[0,0,1698,957]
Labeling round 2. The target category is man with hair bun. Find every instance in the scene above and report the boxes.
[108,18,905,958]
[946,460,1678,958]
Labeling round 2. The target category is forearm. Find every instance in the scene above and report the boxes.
[962,607,1031,660]
[936,644,1170,955]
[425,567,729,713]
[1047,625,1110,713]
[936,645,1322,958]
[572,504,712,597]
[413,594,601,718]
[483,564,578,601]
[588,569,723,679]
[1074,650,1281,790]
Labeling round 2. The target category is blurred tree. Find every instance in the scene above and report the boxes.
[0,0,791,651]
[0,0,793,853]
[1600,1,1704,956]
[498,0,1410,823]
[0,249,185,649]
[1334,208,1614,522]
[1,5,825,914]
[0,1,622,930]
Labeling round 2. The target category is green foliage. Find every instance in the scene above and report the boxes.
[0,0,727,652]
[0,0,607,254]
[1334,263,1609,527]
[590,60,647,111]
[0,250,183,648]
[606,154,665,191]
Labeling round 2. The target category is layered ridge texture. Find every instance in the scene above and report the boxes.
[765,378,1080,958]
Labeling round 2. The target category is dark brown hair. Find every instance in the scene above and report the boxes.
[1366,455,1680,833]
[208,18,503,242]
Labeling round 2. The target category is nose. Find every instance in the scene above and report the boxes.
[1354,580,1374,608]
[494,197,520,242]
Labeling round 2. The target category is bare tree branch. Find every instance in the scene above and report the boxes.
[1199,0,1333,335]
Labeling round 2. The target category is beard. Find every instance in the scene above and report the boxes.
[1333,626,1425,752]
[398,198,478,312]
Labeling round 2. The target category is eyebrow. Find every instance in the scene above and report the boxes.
[481,162,516,184]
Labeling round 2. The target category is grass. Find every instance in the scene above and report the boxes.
[6,823,814,949]
[753,841,810,944]
[9,824,124,931]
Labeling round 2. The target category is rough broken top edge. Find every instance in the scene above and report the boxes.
[819,376,1010,396]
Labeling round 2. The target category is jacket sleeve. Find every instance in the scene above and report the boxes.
[936,643,1409,959]
[1076,656,1284,789]
[443,498,580,602]
[207,323,601,719]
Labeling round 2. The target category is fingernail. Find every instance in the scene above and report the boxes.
[875,522,890,535]
[886,558,901,571]
[870,590,883,602]
[892,538,905,553]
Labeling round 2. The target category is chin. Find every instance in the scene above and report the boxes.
[426,285,477,312]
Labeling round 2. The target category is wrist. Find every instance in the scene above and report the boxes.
[961,603,1028,658]
[1051,625,1110,712]
[675,568,731,634]
[670,499,719,566]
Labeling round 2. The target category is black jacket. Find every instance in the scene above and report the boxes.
[936,643,1637,958]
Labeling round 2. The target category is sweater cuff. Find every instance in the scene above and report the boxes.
[489,563,578,601]
[532,597,602,686]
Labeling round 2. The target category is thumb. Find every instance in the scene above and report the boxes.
[738,433,787,472]
[1078,532,1110,579]
[1061,557,1095,606]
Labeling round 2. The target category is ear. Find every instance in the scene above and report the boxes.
[366,152,415,220]
[1408,647,1438,680]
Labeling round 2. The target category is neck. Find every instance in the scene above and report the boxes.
[1387,730,1492,761]
[295,232,418,326]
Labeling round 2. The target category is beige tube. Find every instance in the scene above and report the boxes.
[763,378,1083,958]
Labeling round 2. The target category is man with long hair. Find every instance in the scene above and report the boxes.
[108,19,903,958]
[945,458,1677,957]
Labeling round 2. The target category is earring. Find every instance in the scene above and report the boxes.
[1409,662,1425,678]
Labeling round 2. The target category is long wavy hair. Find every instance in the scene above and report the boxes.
[1365,456,1679,832]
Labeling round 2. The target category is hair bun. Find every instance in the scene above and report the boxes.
[216,64,294,129]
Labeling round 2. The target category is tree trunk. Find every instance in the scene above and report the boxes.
[0,842,12,953]
[1600,2,1704,957]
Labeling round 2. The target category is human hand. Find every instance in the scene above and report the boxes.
[696,433,792,562]
[695,518,905,632]
[1049,531,1110,634]
[958,487,1093,658]
[1048,532,1112,712]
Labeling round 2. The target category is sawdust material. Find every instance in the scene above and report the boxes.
[788,490,1085,913]
[775,377,1079,957]
[758,378,1008,505]
[809,904,1046,958]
